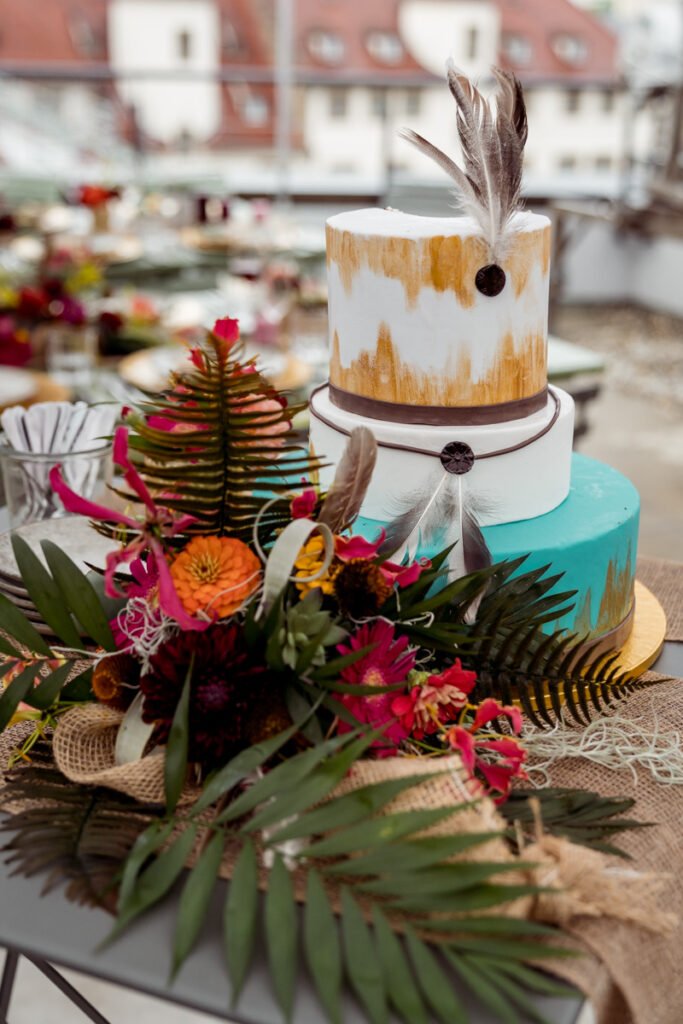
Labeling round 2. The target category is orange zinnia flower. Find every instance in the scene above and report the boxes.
[170,536,262,619]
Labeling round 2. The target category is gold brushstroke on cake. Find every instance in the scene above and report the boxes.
[572,547,635,638]
[596,548,634,634]
[326,223,551,309]
[574,590,593,637]
[330,324,547,406]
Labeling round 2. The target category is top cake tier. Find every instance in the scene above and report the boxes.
[326,207,551,425]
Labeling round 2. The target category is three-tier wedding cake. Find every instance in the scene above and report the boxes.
[310,66,639,653]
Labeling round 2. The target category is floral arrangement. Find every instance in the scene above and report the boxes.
[0,319,659,1024]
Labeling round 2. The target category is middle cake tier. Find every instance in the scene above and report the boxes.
[310,383,575,527]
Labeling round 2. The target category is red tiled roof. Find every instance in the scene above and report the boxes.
[0,0,107,64]
[496,0,619,83]
[294,0,428,80]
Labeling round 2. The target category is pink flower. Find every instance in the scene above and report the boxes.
[411,659,478,738]
[49,426,206,632]
[291,488,317,520]
[110,557,162,651]
[334,529,431,588]
[336,620,417,755]
[381,557,431,588]
[446,699,527,803]
[212,317,240,346]
[335,533,383,561]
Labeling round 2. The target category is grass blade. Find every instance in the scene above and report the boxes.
[265,854,298,1023]
[304,869,342,1024]
[372,905,428,1024]
[340,887,387,1024]
[11,535,83,649]
[225,838,259,1007]
[171,829,224,978]
[41,540,116,650]
[164,656,193,814]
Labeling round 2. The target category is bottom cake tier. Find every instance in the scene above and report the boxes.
[355,453,640,652]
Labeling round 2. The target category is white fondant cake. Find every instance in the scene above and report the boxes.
[308,65,640,651]
[326,208,551,418]
[311,207,571,531]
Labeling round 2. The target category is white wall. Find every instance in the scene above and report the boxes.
[108,0,221,144]
[561,215,683,318]
[398,0,500,78]
[524,86,627,177]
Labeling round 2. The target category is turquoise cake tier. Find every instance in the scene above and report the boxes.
[356,453,639,644]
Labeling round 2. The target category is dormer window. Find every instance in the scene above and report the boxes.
[552,33,589,67]
[308,30,345,65]
[223,19,242,56]
[366,30,403,65]
[502,33,533,67]
[68,10,98,56]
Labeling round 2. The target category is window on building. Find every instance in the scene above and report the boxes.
[366,31,403,65]
[558,155,577,171]
[329,88,348,119]
[552,33,588,67]
[68,10,98,56]
[178,29,192,61]
[466,26,479,61]
[602,90,615,113]
[501,33,533,66]
[308,30,345,64]
[223,19,242,56]
[372,90,387,117]
[566,91,581,114]
[243,93,269,127]
[595,155,613,171]
[406,89,421,116]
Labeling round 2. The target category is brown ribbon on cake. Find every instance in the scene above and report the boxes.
[328,382,548,425]
[312,384,562,464]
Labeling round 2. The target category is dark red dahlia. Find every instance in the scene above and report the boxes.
[140,623,278,771]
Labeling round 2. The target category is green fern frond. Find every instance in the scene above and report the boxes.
[123,336,321,543]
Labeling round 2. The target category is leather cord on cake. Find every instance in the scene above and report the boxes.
[310,384,562,466]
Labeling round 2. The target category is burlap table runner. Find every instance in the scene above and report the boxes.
[637,556,683,642]
[532,555,683,1024]
[1,561,682,1023]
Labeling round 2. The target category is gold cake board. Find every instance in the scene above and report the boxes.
[613,580,666,678]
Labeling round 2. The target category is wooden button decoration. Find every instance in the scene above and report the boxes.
[440,441,475,474]
[475,264,506,297]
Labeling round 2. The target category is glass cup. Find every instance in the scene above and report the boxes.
[0,440,112,529]
[45,325,98,393]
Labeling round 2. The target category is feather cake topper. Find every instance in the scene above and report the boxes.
[400,62,528,264]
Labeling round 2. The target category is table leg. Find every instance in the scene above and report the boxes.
[0,949,19,1022]
[24,957,111,1024]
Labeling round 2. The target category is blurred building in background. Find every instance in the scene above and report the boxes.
[0,0,681,199]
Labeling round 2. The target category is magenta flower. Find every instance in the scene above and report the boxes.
[336,620,417,755]
[290,487,317,520]
[49,426,207,632]
[110,557,162,651]
[212,316,240,346]
[334,528,431,588]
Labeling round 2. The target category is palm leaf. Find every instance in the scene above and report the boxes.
[502,787,649,859]
[1,742,158,911]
